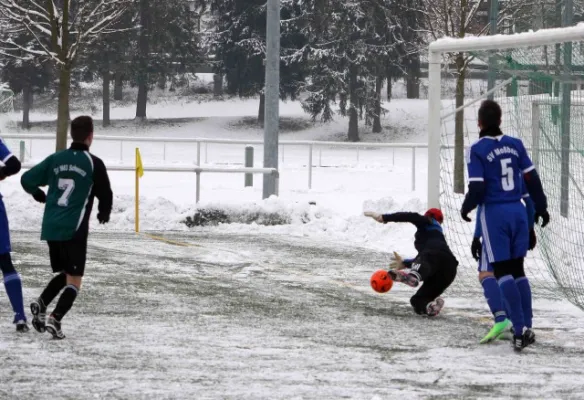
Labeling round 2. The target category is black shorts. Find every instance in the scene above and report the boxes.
[47,237,87,277]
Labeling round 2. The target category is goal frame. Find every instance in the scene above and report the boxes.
[427,23,584,208]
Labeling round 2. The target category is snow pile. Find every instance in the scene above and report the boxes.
[5,183,424,258]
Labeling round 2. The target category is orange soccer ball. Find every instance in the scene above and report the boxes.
[370,270,393,293]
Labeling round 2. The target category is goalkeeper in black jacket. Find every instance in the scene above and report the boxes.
[365,208,458,316]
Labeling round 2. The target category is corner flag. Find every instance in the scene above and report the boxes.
[136,148,144,178]
[135,148,143,233]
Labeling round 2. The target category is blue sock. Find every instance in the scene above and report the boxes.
[481,276,507,323]
[3,272,26,323]
[516,277,533,329]
[498,275,524,335]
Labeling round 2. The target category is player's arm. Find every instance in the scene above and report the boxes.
[381,212,429,228]
[92,156,113,223]
[469,204,483,260]
[20,155,52,203]
[0,139,21,179]
[524,193,537,250]
[461,146,485,221]
[517,140,549,226]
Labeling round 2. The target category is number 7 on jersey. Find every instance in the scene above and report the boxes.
[57,178,75,207]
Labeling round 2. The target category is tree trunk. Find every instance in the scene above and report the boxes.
[454,53,466,194]
[22,83,31,130]
[136,0,150,121]
[347,64,359,142]
[406,54,421,99]
[386,76,392,101]
[372,75,383,133]
[102,66,111,128]
[258,93,265,127]
[213,74,223,97]
[56,66,71,151]
[114,70,123,100]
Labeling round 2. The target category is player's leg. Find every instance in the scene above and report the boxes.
[46,237,86,339]
[31,241,67,333]
[478,249,510,343]
[409,255,456,316]
[0,199,28,332]
[510,214,533,332]
[482,204,526,346]
[388,252,434,287]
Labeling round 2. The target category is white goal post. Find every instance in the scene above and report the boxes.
[427,23,584,208]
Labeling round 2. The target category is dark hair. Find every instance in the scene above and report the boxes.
[71,116,94,142]
[478,100,502,129]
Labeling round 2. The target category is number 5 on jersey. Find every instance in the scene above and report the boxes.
[500,158,515,191]
[57,178,75,207]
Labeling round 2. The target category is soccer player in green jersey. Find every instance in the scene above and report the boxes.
[21,116,113,339]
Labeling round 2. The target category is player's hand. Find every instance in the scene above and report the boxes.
[364,211,383,223]
[471,237,482,261]
[528,228,537,250]
[389,251,405,270]
[461,211,471,222]
[0,168,6,181]
[535,210,550,227]
[97,213,110,224]
[32,190,46,203]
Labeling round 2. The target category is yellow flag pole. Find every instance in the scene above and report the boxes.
[135,147,140,233]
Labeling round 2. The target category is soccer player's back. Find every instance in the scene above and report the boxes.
[21,116,112,339]
[461,100,550,351]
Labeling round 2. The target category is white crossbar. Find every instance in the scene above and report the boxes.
[430,23,584,53]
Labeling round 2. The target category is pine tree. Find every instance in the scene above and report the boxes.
[301,0,411,141]
[202,0,308,125]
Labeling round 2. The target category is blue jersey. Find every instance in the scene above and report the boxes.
[466,135,534,204]
[0,137,15,254]
[0,138,13,166]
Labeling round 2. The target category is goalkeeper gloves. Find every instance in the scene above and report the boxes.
[529,228,537,250]
[471,237,481,261]
[389,251,406,270]
[364,211,384,223]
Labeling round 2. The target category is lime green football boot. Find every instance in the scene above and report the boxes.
[480,319,511,344]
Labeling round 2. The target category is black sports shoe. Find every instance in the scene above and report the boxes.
[512,334,526,352]
[524,328,536,345]
[45,315,65,340]
[15,320,29,333]
[510,327,536,345]
[30,300,46,333]
[512,328,534,352]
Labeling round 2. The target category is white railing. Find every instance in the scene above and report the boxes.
[20,162,278,203]
[7,134,427,191]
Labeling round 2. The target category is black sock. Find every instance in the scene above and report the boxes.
[52,284,79,321]
[39,273,67,311]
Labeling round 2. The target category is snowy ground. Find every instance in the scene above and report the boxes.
[1,96,584,399]
[1,231,584,399]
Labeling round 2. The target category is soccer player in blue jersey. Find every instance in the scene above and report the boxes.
[0,138,28,332]
[473,190,536,344]
[461,100,549,351]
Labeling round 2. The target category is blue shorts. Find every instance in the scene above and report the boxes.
[0,196,10,254]
[479,202,528,264]
[477,249,493,273]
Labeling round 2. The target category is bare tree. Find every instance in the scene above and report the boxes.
[423,0,534,194]
[0,0,129,150]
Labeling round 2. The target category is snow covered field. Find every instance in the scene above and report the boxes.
[1,97,584,399]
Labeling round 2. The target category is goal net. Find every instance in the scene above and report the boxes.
[428,25,584,309]
[0,86,17,133]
